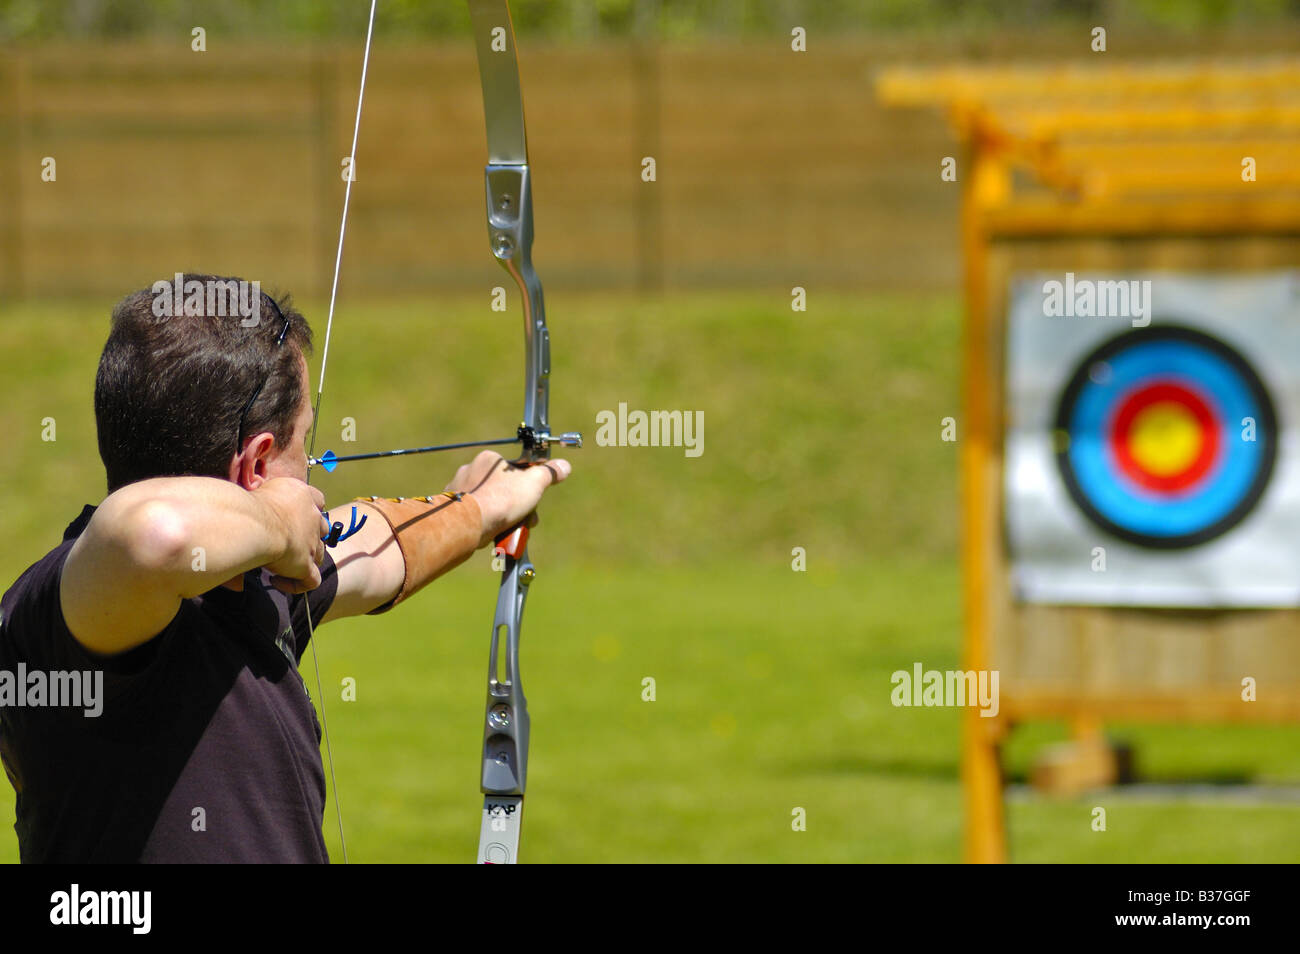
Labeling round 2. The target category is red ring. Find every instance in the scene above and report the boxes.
[1109,381,1220,494]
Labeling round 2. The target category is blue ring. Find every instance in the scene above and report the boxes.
[1054,326,1277,549]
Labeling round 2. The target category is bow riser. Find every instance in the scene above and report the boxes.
[476,164,544,864]
[485,164,550,458]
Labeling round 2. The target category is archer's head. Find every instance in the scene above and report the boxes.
[94,274,315,493]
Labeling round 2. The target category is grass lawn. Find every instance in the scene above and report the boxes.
[0,291,1296,862]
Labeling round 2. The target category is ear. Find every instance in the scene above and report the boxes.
[232,432,276,490]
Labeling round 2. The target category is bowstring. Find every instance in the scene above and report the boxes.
[304,0,378,866]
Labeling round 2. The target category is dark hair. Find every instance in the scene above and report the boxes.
[94,274,313,492]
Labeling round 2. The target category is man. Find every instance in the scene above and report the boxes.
[0,275,571,862]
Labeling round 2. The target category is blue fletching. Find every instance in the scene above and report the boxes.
[319,450,338,473]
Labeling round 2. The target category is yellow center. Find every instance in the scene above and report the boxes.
[1128,401,1204,476]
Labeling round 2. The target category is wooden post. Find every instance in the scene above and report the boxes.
[961,133,1009,864]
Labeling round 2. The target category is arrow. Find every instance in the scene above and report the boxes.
[310,428,582,473]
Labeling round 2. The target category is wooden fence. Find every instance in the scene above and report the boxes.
[1,33,1297,300]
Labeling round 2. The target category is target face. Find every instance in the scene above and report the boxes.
[1054,326,1277,549]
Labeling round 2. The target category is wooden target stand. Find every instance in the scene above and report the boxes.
[879,63,1300,863]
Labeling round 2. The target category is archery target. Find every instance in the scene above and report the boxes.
[1005,271,1300,607]
[1054,326,1277,549]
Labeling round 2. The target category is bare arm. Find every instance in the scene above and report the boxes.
[319,451,572,623]
[60,476,326,656]
[60,452,573,652]
[312,498,406,623]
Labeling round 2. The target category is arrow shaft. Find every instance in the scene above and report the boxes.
[312,436,520,468]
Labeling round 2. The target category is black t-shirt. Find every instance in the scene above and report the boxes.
[0,505,339,863]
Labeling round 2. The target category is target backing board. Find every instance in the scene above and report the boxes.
[1005,271,1300,607]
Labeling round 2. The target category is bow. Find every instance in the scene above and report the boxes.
[301,0,578,865]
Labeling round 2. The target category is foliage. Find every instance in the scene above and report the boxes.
[0,0,1296,42]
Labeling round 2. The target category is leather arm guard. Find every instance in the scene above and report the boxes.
[357,492,483,614]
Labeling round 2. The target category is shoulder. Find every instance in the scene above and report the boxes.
[1,540,77,648]
[1,507,101,667]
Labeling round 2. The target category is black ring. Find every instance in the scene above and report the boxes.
[1053,324,1278,550]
